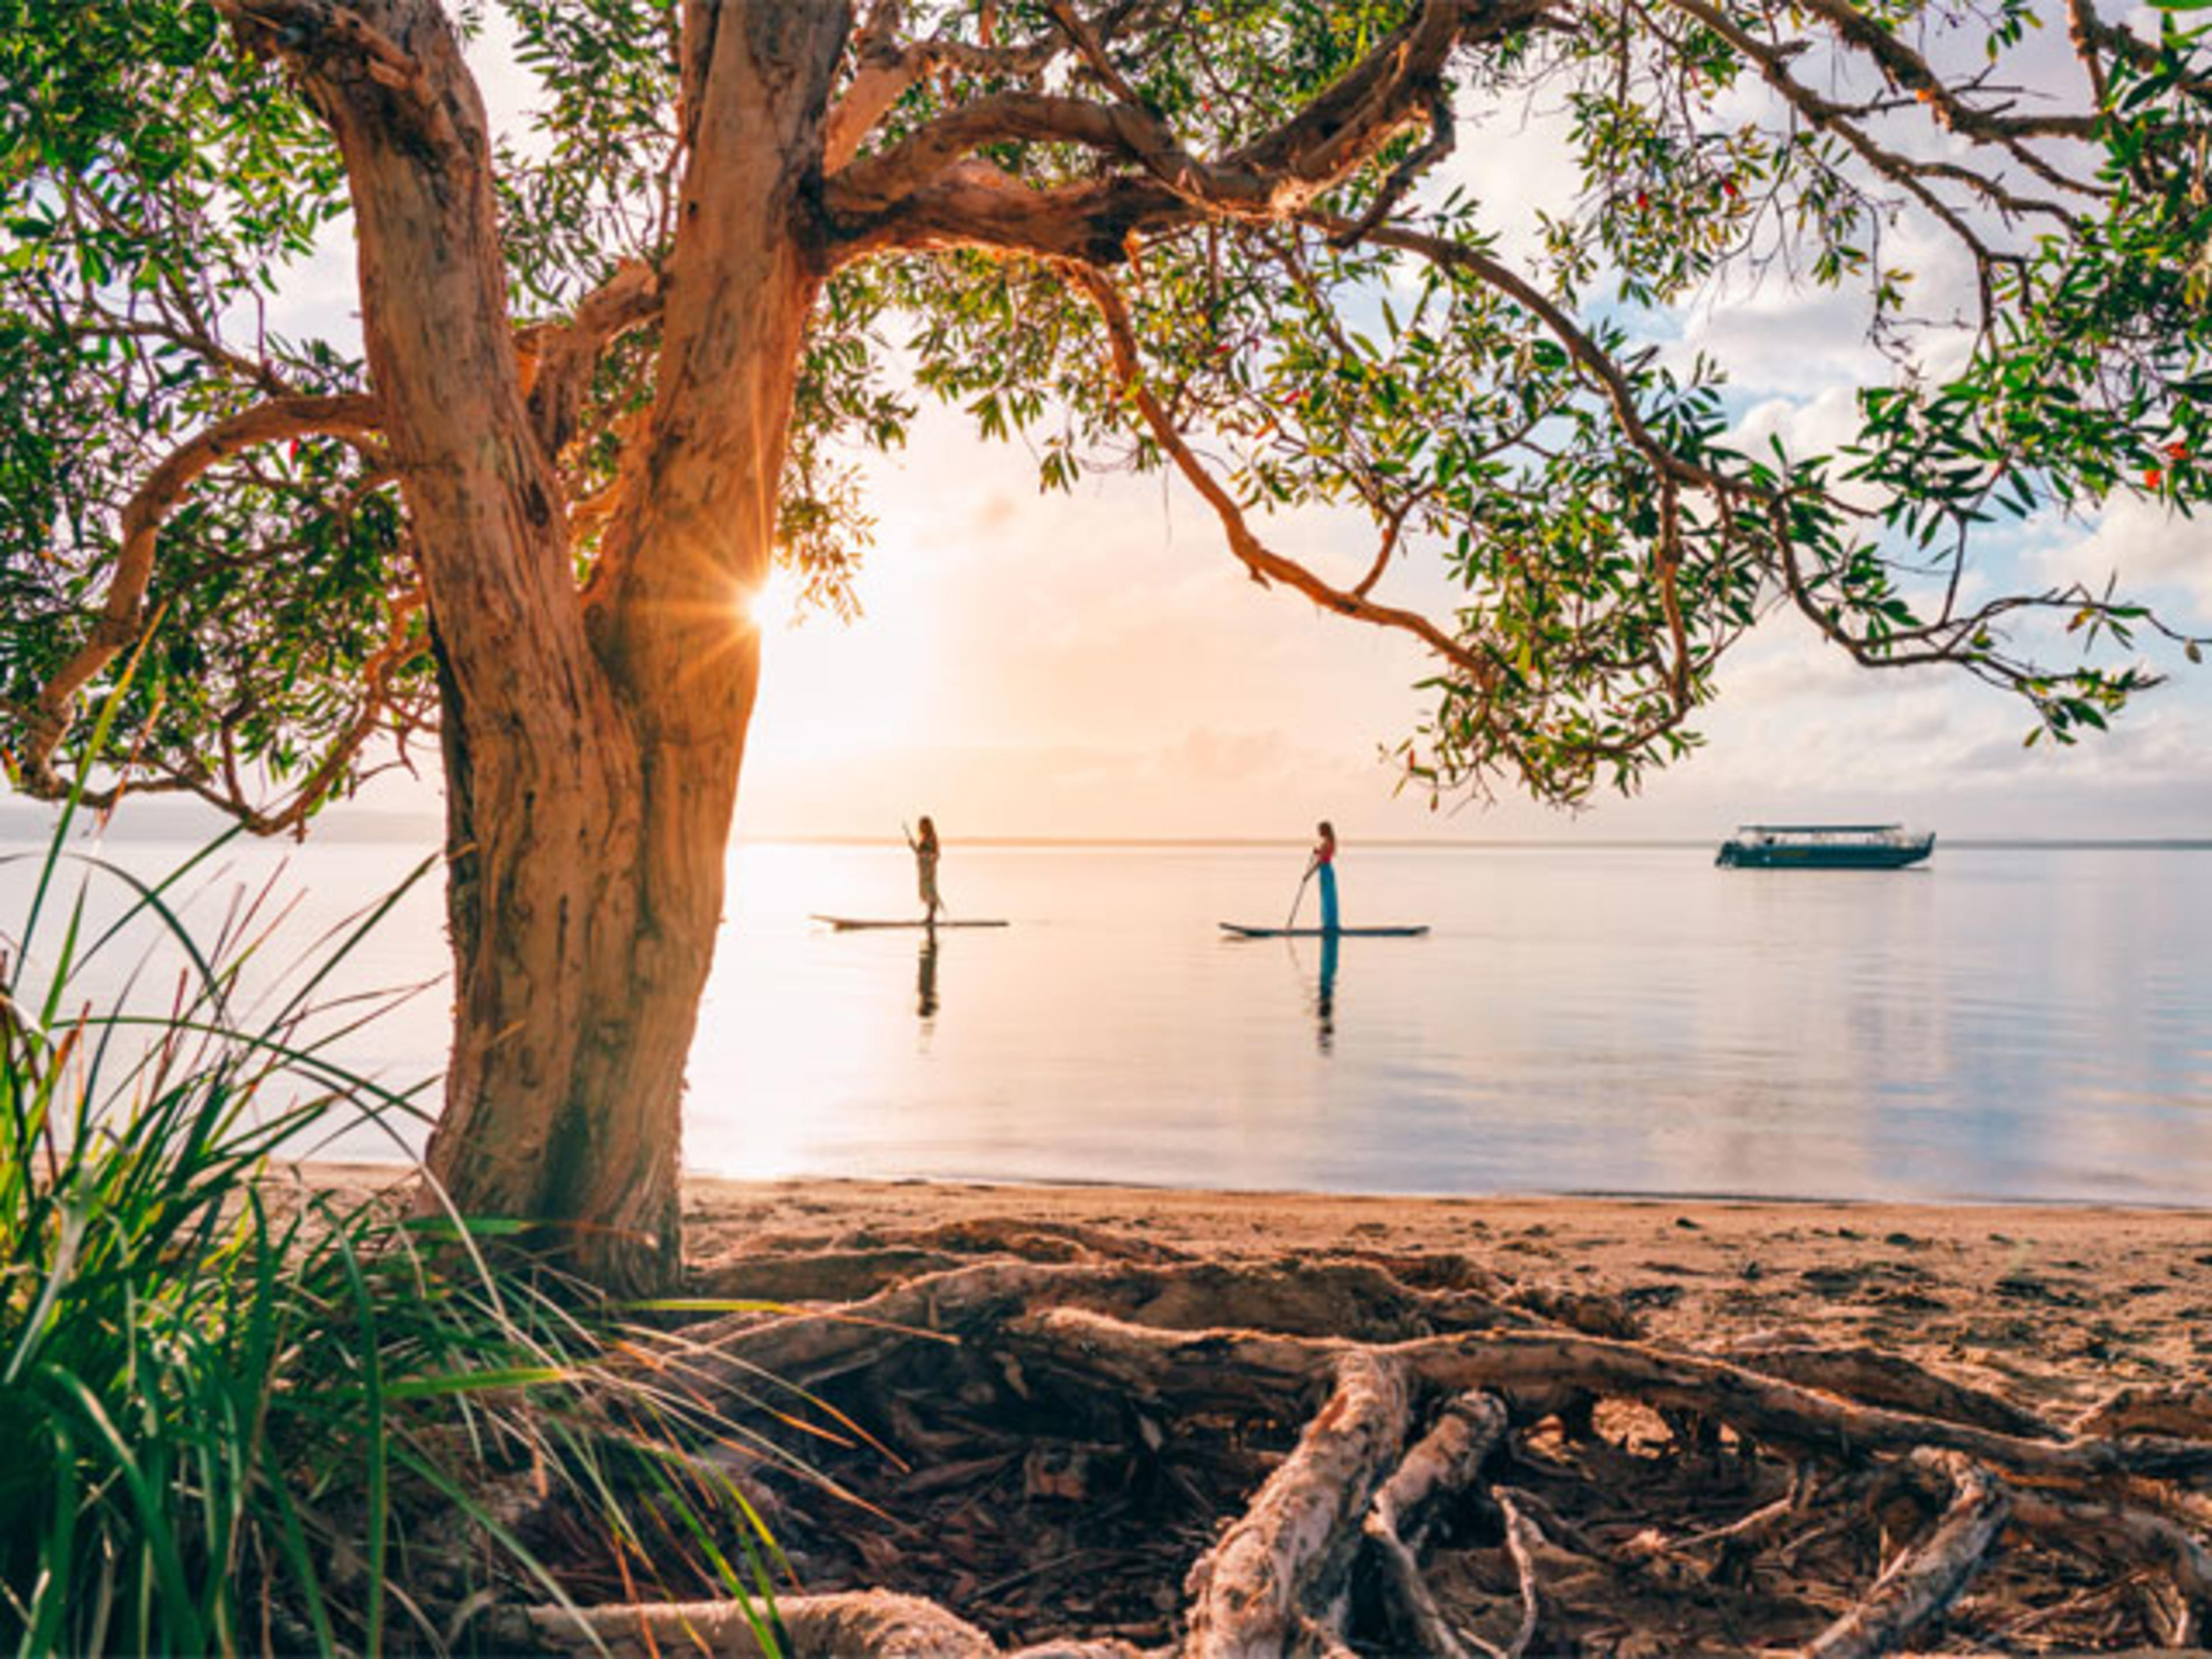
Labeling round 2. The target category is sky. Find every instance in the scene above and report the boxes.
[272,9,2212,843]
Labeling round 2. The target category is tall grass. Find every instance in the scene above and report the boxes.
[0,759,784,1653]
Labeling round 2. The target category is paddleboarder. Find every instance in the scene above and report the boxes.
[906,815,942,927]
[1308,820,1339,933]
[1219,824,1422,938]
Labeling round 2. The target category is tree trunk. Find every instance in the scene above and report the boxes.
[297,0,845,1291]
[360,0,831,1291]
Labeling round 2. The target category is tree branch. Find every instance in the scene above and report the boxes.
[216,0,460,156]
[1655,0,2087,288]
[1297,210,1739,503]
[518,259,663,462]
[11,395,385,796]
[827,0,1548,244]
[1067,262,1502,703]
[823,0,1070,172]
[1798,0,2102,155]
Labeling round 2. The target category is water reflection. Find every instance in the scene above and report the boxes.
[24,839,2203,1204]
[1312,933,1339,1055]
[916,931,940,1024]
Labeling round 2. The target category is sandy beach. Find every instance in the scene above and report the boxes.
[318,1158,2212,1419]
[296,1166,2212,1652]
[675,1176,2212,1409]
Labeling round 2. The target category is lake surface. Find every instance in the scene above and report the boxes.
[5,838,2209,1204]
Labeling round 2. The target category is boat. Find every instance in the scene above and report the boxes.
[1714,825,1934,869]
[1219,923,1429,938]
[812,915,1009,930]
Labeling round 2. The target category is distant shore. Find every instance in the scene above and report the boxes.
[308,1164,2207,1418]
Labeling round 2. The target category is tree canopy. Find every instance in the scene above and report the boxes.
[5,1,2210,823]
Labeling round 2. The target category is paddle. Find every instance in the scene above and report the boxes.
[1284,863,1315,930]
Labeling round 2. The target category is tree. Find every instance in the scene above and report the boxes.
[5,0,2208,1290]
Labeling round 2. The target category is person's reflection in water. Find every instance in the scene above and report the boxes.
[1313,931,1339,1054]
[916,931,941,1024]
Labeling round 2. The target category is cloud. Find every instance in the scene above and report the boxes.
[2026,497,2212,620]
[1729,384,1869,468]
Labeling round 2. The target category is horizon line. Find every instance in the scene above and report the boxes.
[3,806,2206,853]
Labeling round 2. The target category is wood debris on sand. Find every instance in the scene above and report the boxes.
[409,1180,2212,1658]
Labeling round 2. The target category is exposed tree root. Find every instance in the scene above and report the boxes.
[691,1246,975,1304]
[1622,1460,1819,1569]
[1183,1352,1409,1656]
[2009,1488,2212,1642]
[1719,1333,2064,1442]
[2075,1384,2212,1444]
[493,1238,2212,1656]
[493,1589,1145,1657]
[999,1306,2212,1496]
[1361,1392,1509,1657]
[1492,1491,1546,1659]
[1802,1453,2009,1659]
[887,1217,1194,1264]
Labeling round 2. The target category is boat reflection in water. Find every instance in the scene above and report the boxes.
[1715,824,1936,869]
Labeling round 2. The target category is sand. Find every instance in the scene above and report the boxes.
[305,1164,2212,1650]
[667,1176,2212,1422]
[308,1161,2211,1420]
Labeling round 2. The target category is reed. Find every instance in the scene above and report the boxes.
[0,748,781,1655]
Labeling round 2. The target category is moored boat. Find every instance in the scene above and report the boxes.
[1715,824,1934,869]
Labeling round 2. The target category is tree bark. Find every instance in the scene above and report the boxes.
[546,1,845,1293]
[284,0,846,1291]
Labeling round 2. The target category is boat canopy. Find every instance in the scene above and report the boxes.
[1733,824,1906,835]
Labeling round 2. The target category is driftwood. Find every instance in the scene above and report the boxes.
[486,1236,2212,1656]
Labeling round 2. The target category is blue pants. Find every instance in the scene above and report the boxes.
[1317,863,1339,931]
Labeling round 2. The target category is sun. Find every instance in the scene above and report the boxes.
[736,565,804,634]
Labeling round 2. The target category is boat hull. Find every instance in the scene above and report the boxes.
[1715,843,1932,869]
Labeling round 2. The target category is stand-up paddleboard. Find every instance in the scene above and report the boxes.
[1219,923,1428,938]
[812,915,1009,930]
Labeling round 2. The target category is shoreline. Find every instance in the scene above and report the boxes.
[306,1157,2212,1214]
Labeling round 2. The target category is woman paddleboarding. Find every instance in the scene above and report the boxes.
[1220,823,1425,937]
[1306,820,1338,933]
[906,815,942,927]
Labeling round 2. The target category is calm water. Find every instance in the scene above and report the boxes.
[6,838,2209,1203]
